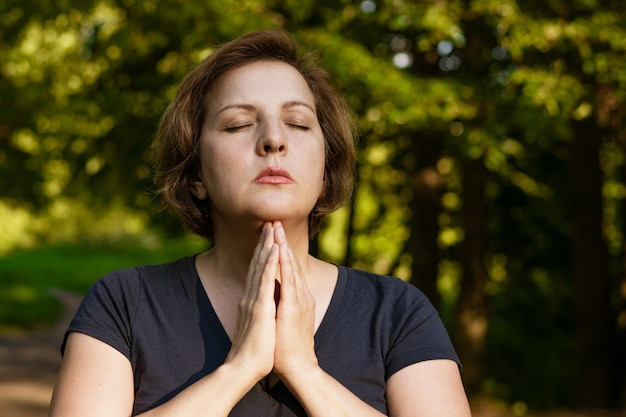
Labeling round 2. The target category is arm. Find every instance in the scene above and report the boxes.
[386,359,472,417]
[279,365,387,417]
[279,361,472,417]
[49,332,134,417]
[277,350,471,417]
[49,332,262,417]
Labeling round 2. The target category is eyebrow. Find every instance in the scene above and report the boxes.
[216,104,255,115]
[216,100,315,115]
[283,100,316,113]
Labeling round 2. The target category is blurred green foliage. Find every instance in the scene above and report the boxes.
[0,237,206,331]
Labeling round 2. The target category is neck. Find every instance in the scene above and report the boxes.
[206,219,312,286]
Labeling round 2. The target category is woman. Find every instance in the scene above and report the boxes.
[49,29,471,416]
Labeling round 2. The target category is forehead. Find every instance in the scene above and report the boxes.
[207,60,316,110]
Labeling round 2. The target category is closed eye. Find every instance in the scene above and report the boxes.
[223,124,253,132]
[286,121,310,131]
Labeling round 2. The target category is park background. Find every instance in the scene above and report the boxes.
[1,0,625,415]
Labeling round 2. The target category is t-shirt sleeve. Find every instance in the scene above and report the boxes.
[384,281,460,379]
[61,268,141,361]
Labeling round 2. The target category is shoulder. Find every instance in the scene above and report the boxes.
[94,255,196,291]
[337,266,446,342]
[339,266,431,307]
[333,266,459,373]
[340,266,417,289]
[63,256,198,355]
[75,255,198,323]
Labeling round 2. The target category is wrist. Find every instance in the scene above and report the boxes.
[275,359,320,385]
[221,356,267,390]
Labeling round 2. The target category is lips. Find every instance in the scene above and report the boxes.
[254,167,294,184]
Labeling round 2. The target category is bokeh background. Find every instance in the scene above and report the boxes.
[1,0,625,415]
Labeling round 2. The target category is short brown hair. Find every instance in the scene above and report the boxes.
[152,29,356,240]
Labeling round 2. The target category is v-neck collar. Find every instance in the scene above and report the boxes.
[189,256,348,359]
[312,266,348,358]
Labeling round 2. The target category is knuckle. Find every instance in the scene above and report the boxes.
[238,298,252,313]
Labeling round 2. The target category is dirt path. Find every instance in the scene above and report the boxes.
[0,290,81,417]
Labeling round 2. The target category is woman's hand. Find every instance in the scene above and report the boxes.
[271,222,318,380]
[224,222,279,383]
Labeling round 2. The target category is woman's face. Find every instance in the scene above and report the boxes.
[192,60,325,232]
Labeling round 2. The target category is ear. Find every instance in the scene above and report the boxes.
[189,175,209,201]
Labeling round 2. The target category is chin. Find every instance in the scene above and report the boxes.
[246,197,317,223]
[252,207,312,224]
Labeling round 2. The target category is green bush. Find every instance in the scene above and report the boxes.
[0,236,207,331]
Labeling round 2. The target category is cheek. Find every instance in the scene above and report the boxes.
[197,146,234,198]
[201,142,239,176]
[312,156,326,196]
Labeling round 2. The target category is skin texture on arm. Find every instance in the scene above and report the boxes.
[386,360,472,417]
[49,332,135,417]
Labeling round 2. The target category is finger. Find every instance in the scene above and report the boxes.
[251,223,271,265]
[248,243,279,319]
[273,223,292,282]
[277,242,307,308]
[245,223,275,300]
[259,244,279,301]
[278,243,315,320]
[273,223,296,268]
[273,221,286,245]
[271,222,286,284]
[278,239,305,289]
[278,243,295,290]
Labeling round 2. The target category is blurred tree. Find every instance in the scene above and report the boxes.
[304,0,626,408]
[480,1,626,407]
[0,0,281,225]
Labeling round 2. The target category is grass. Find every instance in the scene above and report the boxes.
[0,236,208,331]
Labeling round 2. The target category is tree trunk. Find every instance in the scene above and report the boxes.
[616,214,626,409]
[615,136,626,408]
[569,117,613,407]
[408,133,443,310]
[453,156,488,396]
[344,169,359,267]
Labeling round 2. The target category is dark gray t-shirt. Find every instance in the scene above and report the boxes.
[62,256,459,416]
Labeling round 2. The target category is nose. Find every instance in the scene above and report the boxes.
[257,118,287,155]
